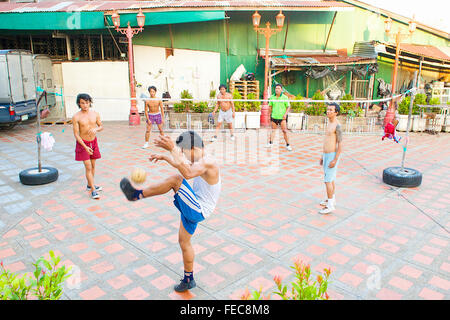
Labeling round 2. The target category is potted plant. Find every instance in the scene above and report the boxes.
[288,93,305,130]
[428,97,444,132]
[340,93,366,132]
[232,89,246,129]
[241,259,332,301]
[190,101,211,128]
[412,93,426,132]
[245,92,261,129]
[169,89,194,129]
[396,97,411,132]
[305,90,326,131]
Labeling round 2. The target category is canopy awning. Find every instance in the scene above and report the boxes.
[377,42,450,71]
[0,12,105,30]
[0,10,226,30]
[104,11,226,29]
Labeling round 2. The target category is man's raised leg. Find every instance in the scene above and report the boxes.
[120,174,183,201]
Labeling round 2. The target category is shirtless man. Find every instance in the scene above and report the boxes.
[210,84,235,142]
[319,102,343,214]
[72,93,103,199]
[143,86,165,149]
[120,131,221,292]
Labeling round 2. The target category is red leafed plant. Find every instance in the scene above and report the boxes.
[241,259,332,300]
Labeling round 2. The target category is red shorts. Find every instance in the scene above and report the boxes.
[75,137,101,161]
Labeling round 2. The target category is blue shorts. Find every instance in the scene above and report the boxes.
[173,179,204,235]
[323,152,339,183]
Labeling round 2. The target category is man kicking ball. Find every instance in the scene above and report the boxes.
[119,131,221,292]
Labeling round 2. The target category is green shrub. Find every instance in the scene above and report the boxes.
[191,101,209,113]
[412,93,427,115]
[398,97,411,115]
[241,259,332,300]
[173,103,186,113]
[414,93,427,106]
[245,92,261,112]
[340,93,363,117]
[233,90,245,112]
[308,90,326,116]
[428,97,441,113]
[398,94,427,115]
[291,94,306,113]
[429,97,440,105]
[1,250,72,300]
[180,89,194,112]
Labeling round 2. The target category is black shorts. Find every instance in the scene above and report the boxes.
[271,116,287,125]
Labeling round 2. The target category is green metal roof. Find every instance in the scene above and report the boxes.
[0,12,105,30]
[0,10,225,30]
[104,11,226,28]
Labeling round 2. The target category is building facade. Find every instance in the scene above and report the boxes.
[0,1,448,120]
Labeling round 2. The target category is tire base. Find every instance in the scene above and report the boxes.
[383,167,422,188]
[19,167,59,186]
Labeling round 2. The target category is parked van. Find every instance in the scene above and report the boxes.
[0,50,55,127]
[33,54,56,110]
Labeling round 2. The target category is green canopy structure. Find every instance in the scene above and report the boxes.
[0,11,226,30]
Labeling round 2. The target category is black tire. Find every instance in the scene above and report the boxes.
[19,167,58,186]
[0,123,17,130]
[383,167,422,188]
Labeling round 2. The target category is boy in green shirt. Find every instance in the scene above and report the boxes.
[266,84,292,151]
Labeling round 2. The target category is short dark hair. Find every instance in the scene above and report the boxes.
[275,84,283,89]
[328,102,340,114]
[148,86,157,92]
[219,84,227,90]
[76,93,92,107]
[176,131,204,150]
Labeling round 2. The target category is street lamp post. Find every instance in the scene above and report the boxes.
[252,11,285,127]
[383,16,416,127]
[111,8,146,126]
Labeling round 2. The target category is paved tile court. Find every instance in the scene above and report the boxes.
[0,122,449,300]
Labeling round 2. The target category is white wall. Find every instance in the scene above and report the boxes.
[61,61,130,121]
[133,45,220,111]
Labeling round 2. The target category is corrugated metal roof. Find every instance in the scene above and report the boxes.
[0,1,352,13]
[380,42,450,63]
[398,44,450,62]
[270,53,375,67]
[351,41,380,59]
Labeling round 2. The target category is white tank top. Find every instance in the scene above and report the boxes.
[193,174,221,219]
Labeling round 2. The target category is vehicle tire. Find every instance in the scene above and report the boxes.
[0,123,17,130]
[19,167,58,186]
[382,167,422,188]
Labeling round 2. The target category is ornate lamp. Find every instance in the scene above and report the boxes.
[136,8,146,30]
[111,10,120,29]
[252,11,261,29]
[276,11,285,29]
